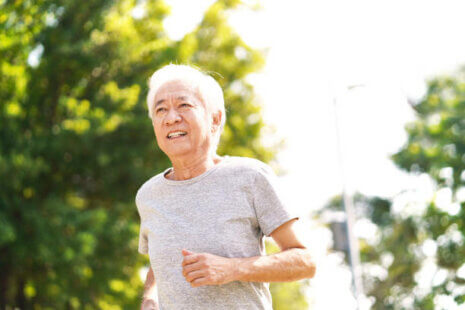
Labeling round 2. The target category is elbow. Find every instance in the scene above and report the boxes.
[291,247,317,280]
[300,248,316,279]
[307,261,316,279]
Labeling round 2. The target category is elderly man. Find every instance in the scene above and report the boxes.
[136,64,316,310]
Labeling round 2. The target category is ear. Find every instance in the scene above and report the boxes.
[211,110,222,133]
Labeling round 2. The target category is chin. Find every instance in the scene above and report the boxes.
[163,146,193,158]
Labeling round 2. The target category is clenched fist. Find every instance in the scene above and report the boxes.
[181,249,237,287]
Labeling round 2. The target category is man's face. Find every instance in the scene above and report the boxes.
[151,80,214,159]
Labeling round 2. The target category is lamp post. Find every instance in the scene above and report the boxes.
[332,84,365,309]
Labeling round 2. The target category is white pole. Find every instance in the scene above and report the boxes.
[332,85,365,309]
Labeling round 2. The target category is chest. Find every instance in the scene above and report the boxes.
[143,184,262,263]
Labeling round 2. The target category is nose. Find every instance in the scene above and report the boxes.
[164,108,182,126]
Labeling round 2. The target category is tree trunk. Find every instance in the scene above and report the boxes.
[0,269,8,310]
[15,278,26,309]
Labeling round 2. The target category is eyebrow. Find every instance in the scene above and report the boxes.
[154,96,191,109]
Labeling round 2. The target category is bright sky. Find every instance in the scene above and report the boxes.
[161,0,465,309]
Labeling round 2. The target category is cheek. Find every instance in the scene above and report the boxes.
[152,123,163,140]
[196,112,212,131]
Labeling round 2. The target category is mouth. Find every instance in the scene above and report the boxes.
[166,131,188,140]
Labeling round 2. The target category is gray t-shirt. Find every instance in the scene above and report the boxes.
[136,155,299,310]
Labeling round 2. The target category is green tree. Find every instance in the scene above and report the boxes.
[0,0,300,308]
[320,192,425,309]
[388,67,465,308]
[321,67,465,309]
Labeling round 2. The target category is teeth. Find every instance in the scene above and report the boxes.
[168,131,187,138]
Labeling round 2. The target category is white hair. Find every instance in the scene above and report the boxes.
[146,64,226,152]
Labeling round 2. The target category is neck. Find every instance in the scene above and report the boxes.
[167,153,223,181]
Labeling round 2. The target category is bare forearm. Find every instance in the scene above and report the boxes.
[141,298,159,310]
[143,281,157,300]
[141,268,159,310]
[232,248,316,283]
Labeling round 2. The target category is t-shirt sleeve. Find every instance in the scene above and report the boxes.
[252,163,300,237]
[138,222,149,255]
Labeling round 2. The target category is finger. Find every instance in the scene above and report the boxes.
[182,248,194,256]
[182,254,199,267]
[182,261,202,276]
[190,276,208,287]
[184,269,206,282]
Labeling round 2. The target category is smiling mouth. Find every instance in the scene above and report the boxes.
[167,132,188,139]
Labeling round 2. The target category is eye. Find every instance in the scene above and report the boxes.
[156,107,166,113]
[180,103,191,108]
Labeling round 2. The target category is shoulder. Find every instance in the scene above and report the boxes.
[226,156,284,202]
[224,155,275,178]
[135,170,166,205]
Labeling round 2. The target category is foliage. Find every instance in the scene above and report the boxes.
[321,67,465,309]
[387,67,465,308]
[0,0,293,308]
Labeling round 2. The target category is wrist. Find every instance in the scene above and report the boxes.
[141,298,158,310]
[230,257,245,282]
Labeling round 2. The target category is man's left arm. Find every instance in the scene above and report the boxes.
[232,218,316,283]
[181,218,316,287]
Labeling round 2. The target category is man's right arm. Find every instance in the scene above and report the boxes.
[141,267,159,310]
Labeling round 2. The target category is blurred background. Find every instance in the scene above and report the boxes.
[2,0,465,309]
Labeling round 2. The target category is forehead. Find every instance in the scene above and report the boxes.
[154,80,201,101]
